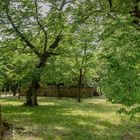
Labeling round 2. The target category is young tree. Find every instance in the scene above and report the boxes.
[65,26,96,102]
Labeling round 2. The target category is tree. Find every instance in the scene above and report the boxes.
[1,0,98,106]
[64,25,96,102]
[0,0,74,105]
[97,0,140,117]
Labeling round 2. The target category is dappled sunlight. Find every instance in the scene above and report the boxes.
[52,126,70,136]
[39,102,57,106]
[1,97,140,140]
[1,97,24,106]
[7,112,33,116]
[1,100,23,106]
[13,134,43,140]
[1,102,23,106]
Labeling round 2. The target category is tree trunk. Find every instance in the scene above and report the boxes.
[13,90,16,96]
[57,85,61,99]
[77,85,81,102]
[24,79,40,106]
[18,88,21,100]
[24,55,48,106]
[77,69,82,102]
[99,81,102,95]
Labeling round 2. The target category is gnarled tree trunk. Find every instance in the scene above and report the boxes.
[25,79,40,106]
[24,58,46,106]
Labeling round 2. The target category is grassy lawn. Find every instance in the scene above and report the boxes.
[1,96,140,140]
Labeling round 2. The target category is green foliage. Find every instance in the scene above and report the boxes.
[99,16,140,115]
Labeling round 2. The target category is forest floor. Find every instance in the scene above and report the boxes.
[1,96,140,140]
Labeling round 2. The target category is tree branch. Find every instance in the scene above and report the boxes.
[49,52,60,56]
[34,0,48,52]
[59,0,72,11]
[48,1,69,51]
[49,35,62,49]
[108,0,112,9]
[6,10,40,57]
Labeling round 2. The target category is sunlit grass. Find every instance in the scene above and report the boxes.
[1,96,140,140]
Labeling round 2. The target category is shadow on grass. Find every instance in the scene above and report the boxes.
[1,97,140,140]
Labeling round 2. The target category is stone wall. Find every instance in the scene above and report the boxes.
[21,86,99,97]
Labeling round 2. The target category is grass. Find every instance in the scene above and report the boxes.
[1,96,140,140]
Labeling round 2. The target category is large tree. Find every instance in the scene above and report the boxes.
[1,0,71,105]
[0,0,96,106]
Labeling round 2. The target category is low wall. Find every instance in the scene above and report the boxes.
[21,86,99,97]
